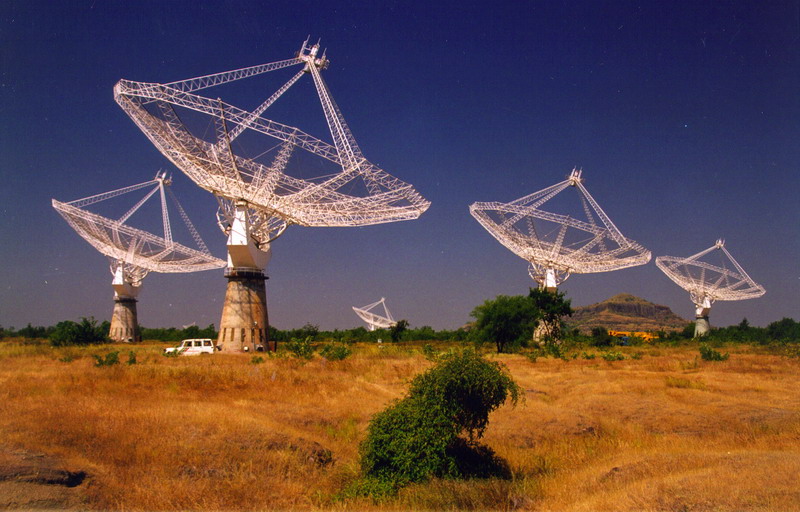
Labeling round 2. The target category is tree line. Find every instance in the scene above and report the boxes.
[2,292,798,348]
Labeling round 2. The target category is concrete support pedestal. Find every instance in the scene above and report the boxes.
[694,316,711,338]
[110,297,140,342]
[533,320,561,344]
[533,283,561,345]
[217,267,273,353]
[693,297,712,338]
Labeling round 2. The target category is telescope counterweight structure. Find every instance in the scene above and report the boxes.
[655,239,765,337]
[53,173,225,342]
[115,40,430,352]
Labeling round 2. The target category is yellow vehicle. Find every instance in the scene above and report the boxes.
[607,330,659,342]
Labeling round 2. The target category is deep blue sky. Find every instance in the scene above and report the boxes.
[1,1,798,331]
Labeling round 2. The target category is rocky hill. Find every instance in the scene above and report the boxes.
[566,294,689,333]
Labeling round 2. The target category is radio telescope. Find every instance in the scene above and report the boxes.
[353,298,396,331]
[470,169,651,291]
[114,39,430,352]
[52,173,225,342]
[655,239,765,337]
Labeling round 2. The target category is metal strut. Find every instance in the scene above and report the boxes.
[113,39,431,233]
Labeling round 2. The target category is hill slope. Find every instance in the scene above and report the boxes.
[567,293,689,333]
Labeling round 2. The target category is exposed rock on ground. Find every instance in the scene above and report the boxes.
[0,448,87,510]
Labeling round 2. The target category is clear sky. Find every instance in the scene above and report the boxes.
[1,1,798,331]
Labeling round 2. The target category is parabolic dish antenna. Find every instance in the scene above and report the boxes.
[113,38,430,240]
[114,39,429,352]
[53,172,225,341]
[469,169,651,290]
[353,297,396,331]
[655,239,765,336]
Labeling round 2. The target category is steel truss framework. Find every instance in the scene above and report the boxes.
[53,173,226,286]
[353,297,396,331]
[469,169,651,288]
[114,39,430,247]
[655,239,765,310]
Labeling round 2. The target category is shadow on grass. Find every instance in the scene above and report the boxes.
[448,438,512,479]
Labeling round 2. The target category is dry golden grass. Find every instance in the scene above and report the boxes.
[0,340,798,511]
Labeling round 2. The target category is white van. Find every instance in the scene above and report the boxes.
[164,338,215,356]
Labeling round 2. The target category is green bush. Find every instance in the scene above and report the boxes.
[590,327,614,347]
[93,351,120,367]
[250,356,265,364]
[783,345,800,358]
[126,351,137,365]
[699,343,729,361]
[356,351,519,494]
[601,351,625,361]
[285,337,315,359]
[50,317,108,347]
[542,340,567,360]
[320,343,351,361]
[408,351,520,439]
[338,476,399,501]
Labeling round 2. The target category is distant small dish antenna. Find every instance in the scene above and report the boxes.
[52,172,225,342]
[469,168,651,291]
[353,298,396,331]
[655,239,765,337]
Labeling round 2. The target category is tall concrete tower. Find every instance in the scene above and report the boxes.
[109,263,142,342]
[218,201,272,352]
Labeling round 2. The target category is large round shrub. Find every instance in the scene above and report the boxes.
[358,350,520,492]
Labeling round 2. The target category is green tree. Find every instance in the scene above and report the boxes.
[342,326,368,343]
[767,318,800,342]
[389,319,409,342]
[50,317,108,347]
[357,351,519,494]
[470,295,540,353]
[528,288,573,341]
[181,325,202,339]
[17,323,50,339]
[590,326,613,347]
[680,323,696,339]
[198,323,217,339]
[296,323,320,339]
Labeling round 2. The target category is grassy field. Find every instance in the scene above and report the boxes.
[0,339,798,511]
